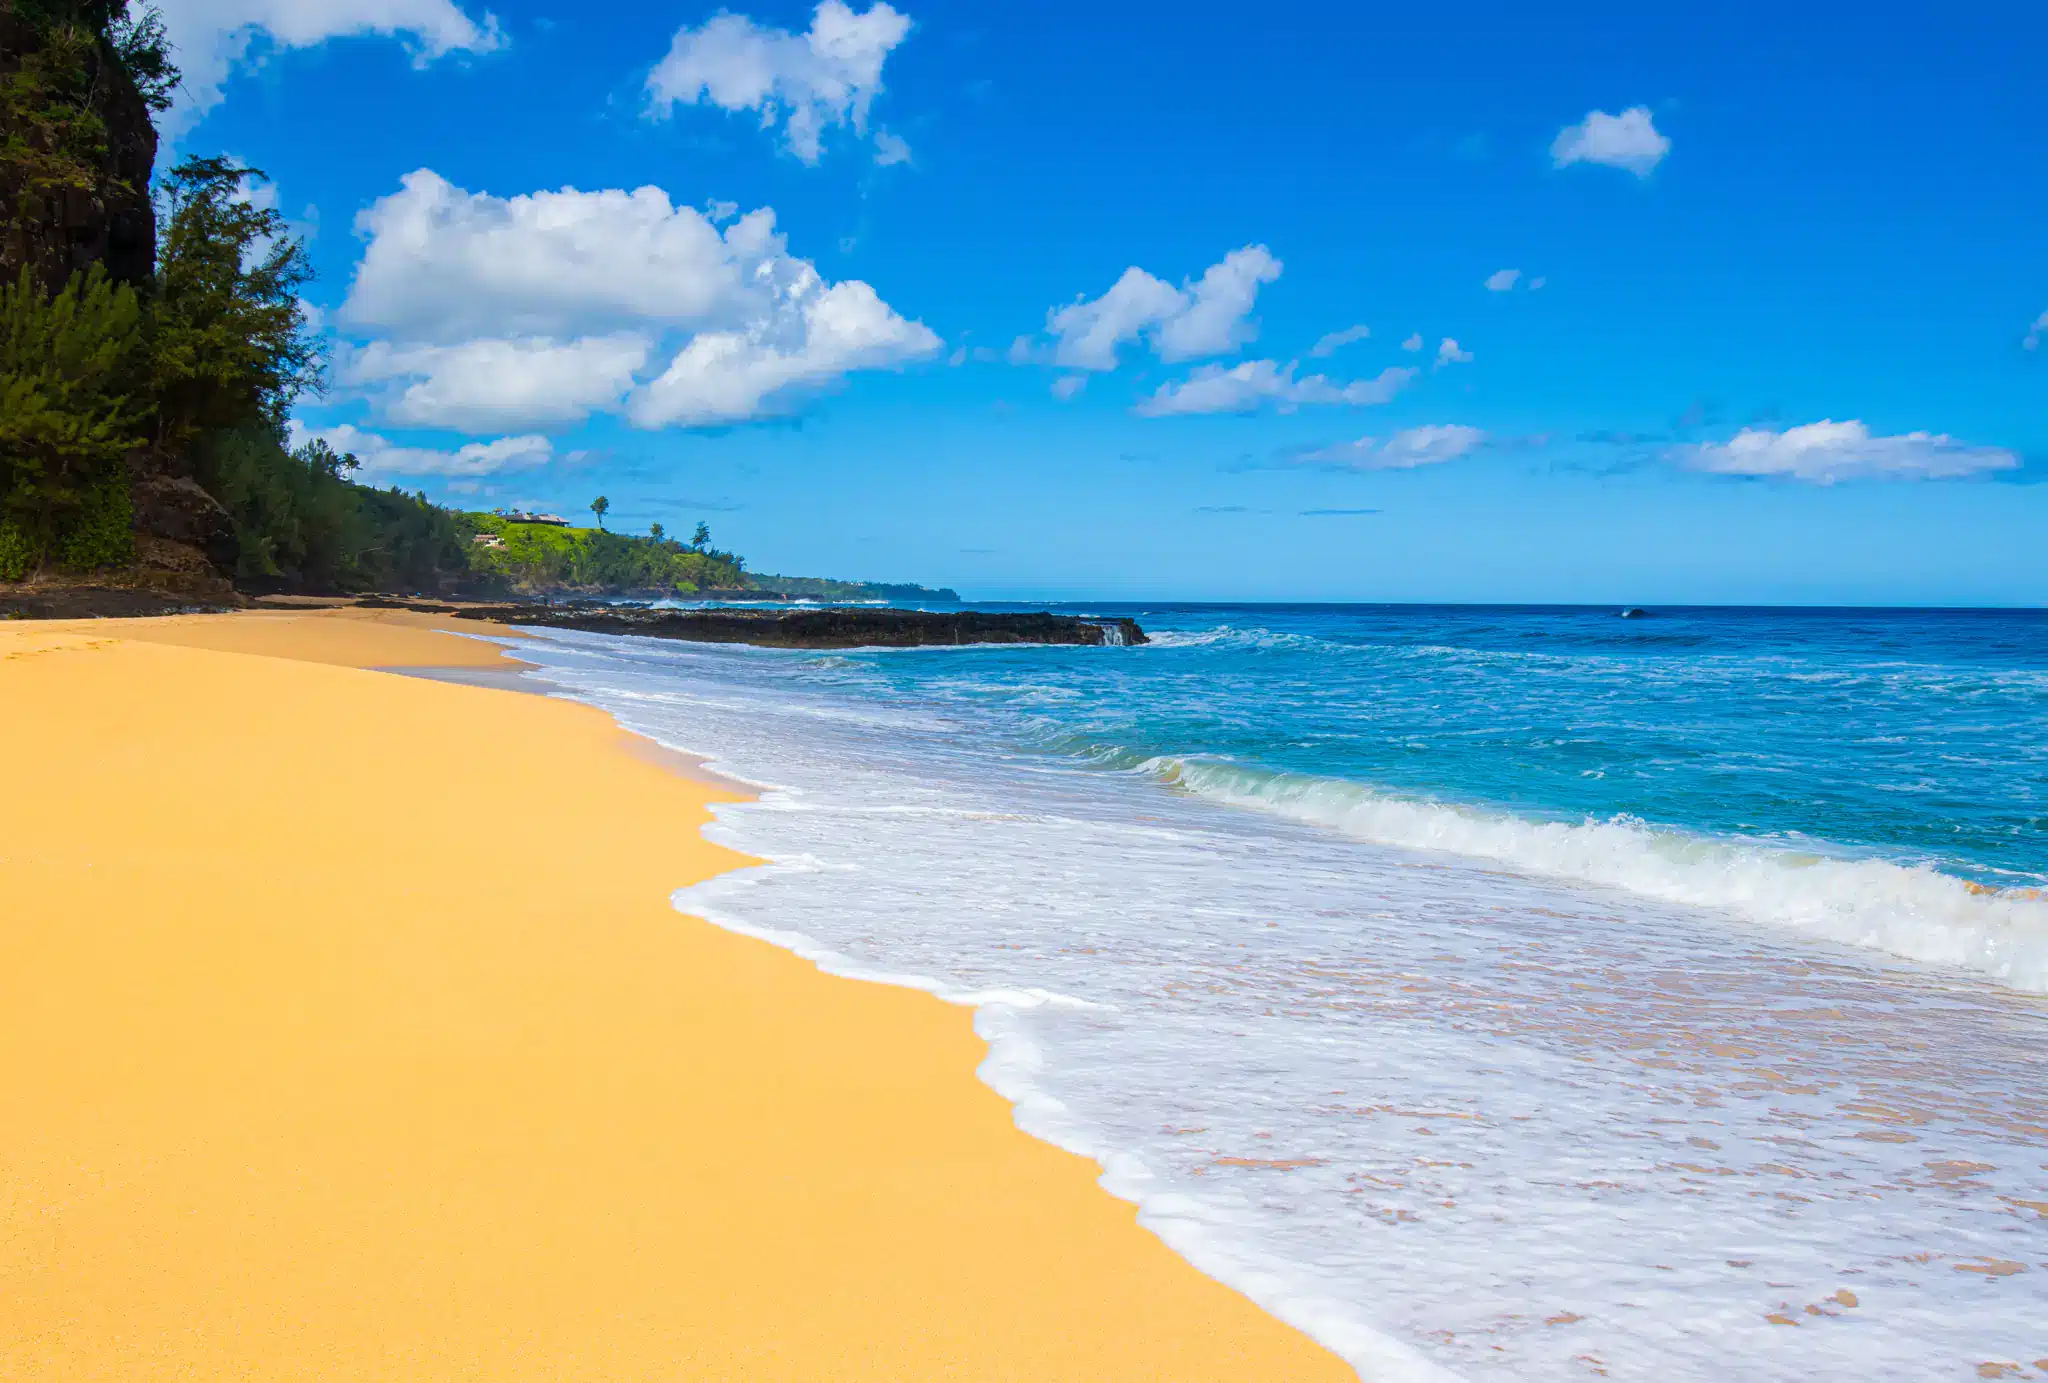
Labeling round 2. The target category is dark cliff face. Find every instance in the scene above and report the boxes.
[0,2,158,294]
[0,5,219,585]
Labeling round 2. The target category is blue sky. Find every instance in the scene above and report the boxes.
[164,0,2047,603]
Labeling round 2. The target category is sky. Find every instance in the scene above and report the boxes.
[158,0,2048,603]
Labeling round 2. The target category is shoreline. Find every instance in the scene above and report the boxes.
[0,608,1351,1380]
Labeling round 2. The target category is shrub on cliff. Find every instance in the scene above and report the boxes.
[0,262,145,573]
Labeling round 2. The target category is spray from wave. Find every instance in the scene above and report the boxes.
[1144,756,2048,993]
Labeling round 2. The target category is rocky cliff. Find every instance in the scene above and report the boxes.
[0,1,158,294]
[1,3,238,597]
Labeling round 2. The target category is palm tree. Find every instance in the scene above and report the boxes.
[590,496,609,529]
[649,521,665,542]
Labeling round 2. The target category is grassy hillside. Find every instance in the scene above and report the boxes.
[461,515,747,597]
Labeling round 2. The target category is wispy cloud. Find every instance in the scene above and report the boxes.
[1136,360,1415,417]
[1301,507,1382,516]
[1308,323,1370,358]
[1288,424,1487,470]
[1669,420,2018,484]
[1484,268,1519,293]
[2025,309,2048,351]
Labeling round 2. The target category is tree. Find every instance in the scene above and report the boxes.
[0,265,149,574]
[109,3,180,113]
[649,521,664,541]
[150,156,319,452]
[691,521,710,551]
[590,495,609,529]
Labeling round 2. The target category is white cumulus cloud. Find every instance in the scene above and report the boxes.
[345,170,774,339]
[344,335,651,429]
[1484,268,1520,292]
[1135,360,1415,417]
[629,278,940,427]
[1308,323,1370,358]
[644,1,912,165]
[1670,420,2019,484]
[289,421,554,478]
[1050,374,1087,400]
[2025,309,2048,350]
[1435,337,1473,367]
[1294,424,1487,469]
[1400,332,1424,352]
[1042,246,1282,371]
[1552,106,1670,176]
[158,0,501,136]
[337,170,939,431]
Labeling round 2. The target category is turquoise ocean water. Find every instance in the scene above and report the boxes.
[509,604,2047,1380]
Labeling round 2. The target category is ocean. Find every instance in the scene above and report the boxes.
[505,604,2047,1380]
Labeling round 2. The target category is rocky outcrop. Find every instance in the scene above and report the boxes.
[0,3,158,294]
[0,583,235,618]
[127,448,237,574]
[359,599,1149,649]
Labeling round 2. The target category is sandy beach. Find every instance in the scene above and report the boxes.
[0,609,1350,1380]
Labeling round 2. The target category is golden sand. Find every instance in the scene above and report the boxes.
[0,611,1351,1380]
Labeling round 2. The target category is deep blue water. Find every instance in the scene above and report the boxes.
[862,603,2048,888]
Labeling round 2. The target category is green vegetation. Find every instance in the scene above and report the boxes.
[194,426,471,591]
[463,514,747,596]
[149,156,320,454]
[745,573,961,603]
[0,2,153,279]
[0,264,146,570]
[0,143,464,588]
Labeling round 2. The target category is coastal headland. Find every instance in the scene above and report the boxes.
[0,608,1346,1380]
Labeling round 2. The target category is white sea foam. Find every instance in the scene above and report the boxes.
[1151,757,2048,994]
[505,629,2048,1381]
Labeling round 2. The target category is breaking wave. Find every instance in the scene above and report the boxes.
[1146,755,2048,993]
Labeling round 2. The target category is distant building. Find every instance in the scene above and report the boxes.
[497,509,570,527]
[471,534,505,548]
